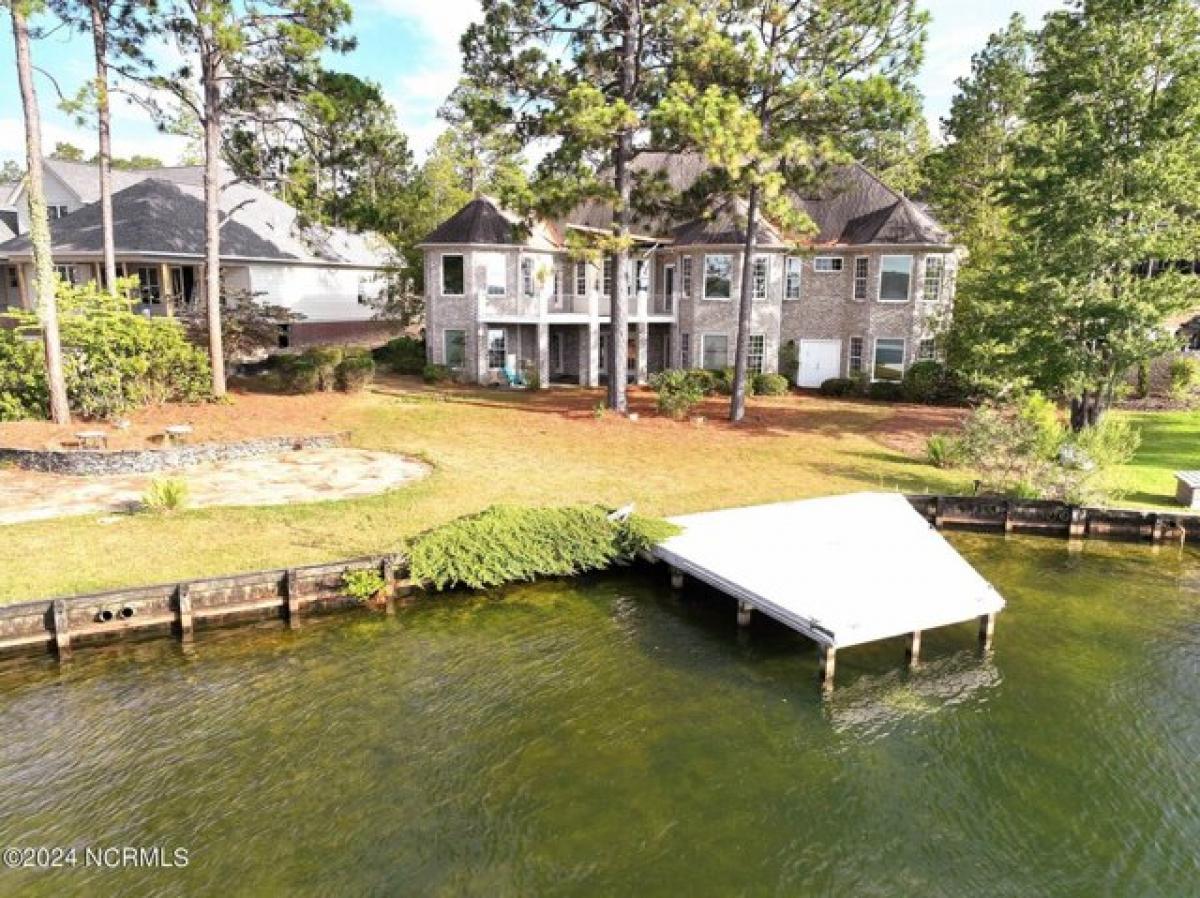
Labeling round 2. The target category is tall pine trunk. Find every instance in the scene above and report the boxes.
[606,1,637,415]
[201,35,227,397]
[12,4,70,425]
[88,0,117,294]
[730,182,760,422]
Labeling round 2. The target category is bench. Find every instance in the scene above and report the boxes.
[1175,471,1200,508]
[74,431,108,450]
[163,425,194,446]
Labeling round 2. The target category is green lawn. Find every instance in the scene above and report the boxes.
[1,384,1195,604]
[1110,409,1200,507]
[0,380,970,602]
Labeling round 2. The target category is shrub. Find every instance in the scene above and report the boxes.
[182,288,302,363]
[408,505,681,591]
[3,278,211,419]
[376,336,426,375]
[867,381,904,402]
[1169,356,1200,399]
[592,401,607,419]
[710,367,735,395]
[925,434,960,469]
[336,352,375,392]
[900,360,968,405]
[301,346,344,391]
[681,368,718,395]
[423,363,452,384]
[342,568,387,604]
[277,355,321,393]
[650,369,706,419]
[142,477,189,513]
[752,372,789,396]
[0,328,48,420]
[1136,360,1151,399]
[952,393,1136,504]
[818,377,856,397]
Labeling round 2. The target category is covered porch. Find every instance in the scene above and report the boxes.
[474,321,672,388]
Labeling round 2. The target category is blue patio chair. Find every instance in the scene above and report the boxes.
[502,364,528,388]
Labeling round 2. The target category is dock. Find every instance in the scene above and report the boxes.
[652,493,1005,689]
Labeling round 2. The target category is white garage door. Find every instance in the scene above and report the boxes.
[797,339,842,387]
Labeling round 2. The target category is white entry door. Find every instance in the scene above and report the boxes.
[797,339,842,387]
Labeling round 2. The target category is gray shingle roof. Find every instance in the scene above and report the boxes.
[43,158,206,204]
[421,195,562,249]
[0,178,389,266]
[561,152,950,247]
[670,197,787,247]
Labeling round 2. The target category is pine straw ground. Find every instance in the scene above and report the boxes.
[0,374,1183,602]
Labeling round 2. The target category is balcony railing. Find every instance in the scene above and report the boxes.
[477,289,677,319]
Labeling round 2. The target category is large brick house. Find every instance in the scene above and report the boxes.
[419,153,957,388]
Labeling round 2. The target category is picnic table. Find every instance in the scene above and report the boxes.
[163,425,194,446]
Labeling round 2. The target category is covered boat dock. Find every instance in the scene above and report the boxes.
[652,493,1006,689]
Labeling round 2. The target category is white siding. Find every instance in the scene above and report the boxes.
[16,170,80,234]
[246,264,382,321]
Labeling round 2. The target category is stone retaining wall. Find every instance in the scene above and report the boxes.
[0,432,349,476]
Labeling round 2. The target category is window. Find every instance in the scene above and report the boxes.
[135,266,161,303]
[704,255,732,300]
[918,337,937,361]
[603,257,613,296]
[480,252,506,296]
[848,336,864,375]
[575,261,587,296]
[879,255,912,302]
[629,259,649,294]
[486,328,507,370]
[923,255,946,301]
[53,264,75,284]
[681,256,693,296]
[444,329,466,368]
[441,255,464,295]
[553,267,562,299]
[701,334,728,370]
[853,257,869,301]
[873,338,906,381]
[752,257,768,300]
[748,334,765,374]
[681,332,690,368]
[814,256,843,273]
[598,331,609,373]
[784,257,802,300]
[521,258,534,297]
[48,205,68,220]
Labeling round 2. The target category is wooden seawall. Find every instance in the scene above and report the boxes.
[0,494,1193,663]
[907,495,1194,544]
[0,554,406,661]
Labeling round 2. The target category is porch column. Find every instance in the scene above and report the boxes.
[635,320,649,385]
[586,321,600,388]
[476,323,489,386]
[536,321,550,389]
[160,263,174,316]
[15,264,31,310]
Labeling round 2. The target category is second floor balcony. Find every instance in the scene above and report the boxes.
[478,290,676,321]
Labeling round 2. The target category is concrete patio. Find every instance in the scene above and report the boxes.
[0,448,430,525]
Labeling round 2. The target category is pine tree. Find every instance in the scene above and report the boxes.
[6,0,70,424]
[461,0,677,414]
[654,0,926,421]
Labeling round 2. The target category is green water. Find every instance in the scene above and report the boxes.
[1,535,1198,897]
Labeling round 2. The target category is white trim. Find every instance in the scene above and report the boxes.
[813,256,844,273]
[877,254,913,303]
[748,333,766,373]
[702,253,734,301]
[921,253,947,302]
[871,336,907,382]
[440,253,465,297]
[443,327,466,368]
[847,335,865,376]
[852,256,869,302]
[783,256,802,300]
[751,255,769,301]
[701,332,730,369]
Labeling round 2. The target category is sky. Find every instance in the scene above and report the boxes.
[0,0,1063,170]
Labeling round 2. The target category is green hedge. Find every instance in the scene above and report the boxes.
[407,504,681,591]
[376,336,426,375]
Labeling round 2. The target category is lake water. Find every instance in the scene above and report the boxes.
[0,534,1198,897]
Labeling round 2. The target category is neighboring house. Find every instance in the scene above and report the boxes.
[0,159,400,349]
[418,152,957,389]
